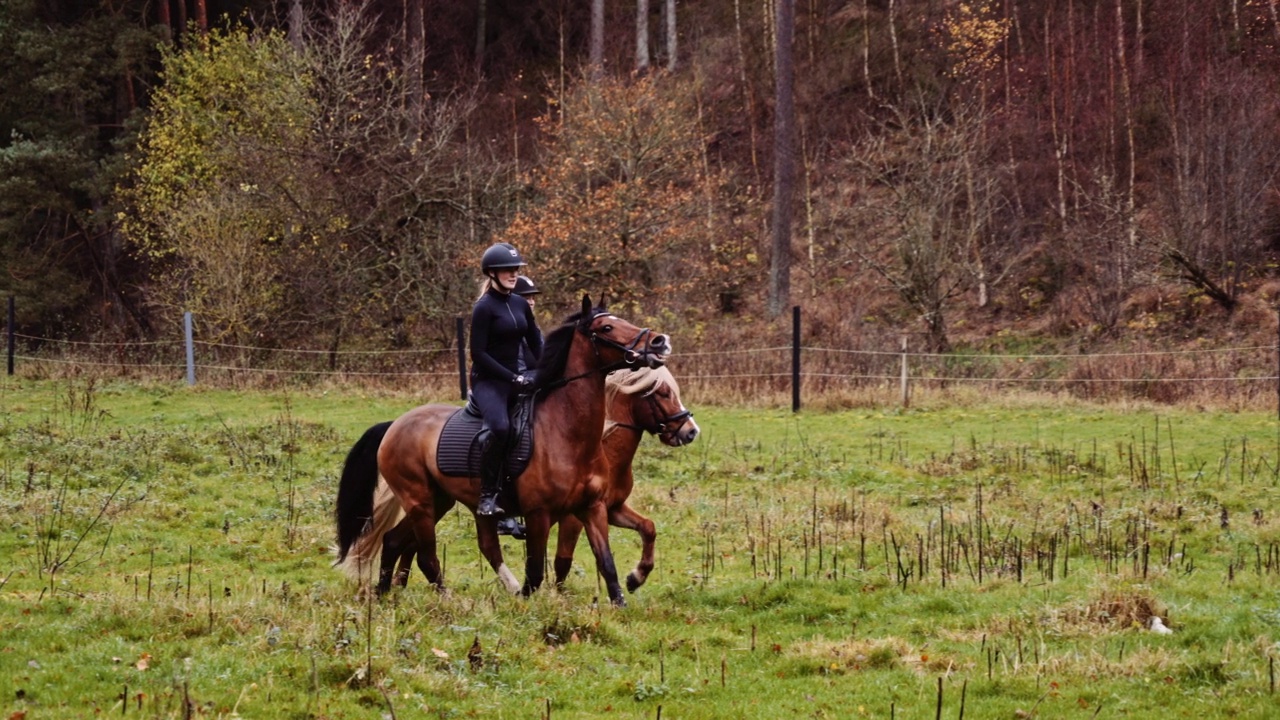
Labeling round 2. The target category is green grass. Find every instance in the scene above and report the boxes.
[4,376,1280,718]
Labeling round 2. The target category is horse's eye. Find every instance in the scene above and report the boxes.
[600,324,613,333]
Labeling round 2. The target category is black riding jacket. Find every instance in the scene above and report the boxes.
[469,287,543,383]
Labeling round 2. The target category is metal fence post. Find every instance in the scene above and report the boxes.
[184,311,195,386]
[456,316,468,400]
[792,305,801,412]
[900,336,910,408]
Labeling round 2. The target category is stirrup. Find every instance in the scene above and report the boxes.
[477,494,504,517]
[496,517,526,539]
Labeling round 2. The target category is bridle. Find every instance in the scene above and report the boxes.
[545,311,666,390]
[590,324,659,370]
[612,385,693,438]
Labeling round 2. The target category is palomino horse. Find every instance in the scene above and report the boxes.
[553,365,698,590]
[335,365,699,595]
[335,296,669,606]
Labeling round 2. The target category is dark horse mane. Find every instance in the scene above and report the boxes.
[529,306,602,393]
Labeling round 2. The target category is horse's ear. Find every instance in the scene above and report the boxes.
[580,294,591,316]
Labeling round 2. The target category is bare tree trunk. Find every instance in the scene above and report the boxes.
[590,0,605,78]
[862,0,874,98]
[1134,0,1144,78]
[887,0,903,89]
[405,0,425,126]
[177,0,187,32]
[734,0,761,183]
[1269,0,1280,44]
[475,0,487,74]
[801,122,816,298]
[287,0,304,50]
[769,0,795,317]
[665,0,677,71]
[194,0,207,32]
[636,0,650,73]
[1046,14,1067,224]
[157,0,171,35]
[1115,0,1138,281]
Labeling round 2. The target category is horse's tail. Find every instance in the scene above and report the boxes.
[333,421,392,566]
[334,478,408,581]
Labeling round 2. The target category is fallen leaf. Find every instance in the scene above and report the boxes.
[431,647,449,659]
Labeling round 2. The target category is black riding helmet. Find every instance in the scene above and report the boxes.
[481,242,527,274]
[513,275,540,296]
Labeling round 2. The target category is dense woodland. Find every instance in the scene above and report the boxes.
[2,0,1279,359]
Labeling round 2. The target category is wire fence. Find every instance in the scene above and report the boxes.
[5,303,1279,409]
[7,333,1278,409]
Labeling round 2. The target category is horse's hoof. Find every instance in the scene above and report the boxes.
[625,573,643,593]
[611,595,628,608]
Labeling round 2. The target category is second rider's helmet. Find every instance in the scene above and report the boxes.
[481,243,527,274]
[513,276,540,296]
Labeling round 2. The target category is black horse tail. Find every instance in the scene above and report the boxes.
[334,421,393,565]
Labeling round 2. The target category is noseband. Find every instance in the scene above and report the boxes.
[614,387,693,436]
[643,389,692,433]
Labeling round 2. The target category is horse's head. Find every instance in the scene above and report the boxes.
[620,367,698,447]
[577,295,670,370]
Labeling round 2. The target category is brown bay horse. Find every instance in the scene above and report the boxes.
[334,296,669,606]
[336,365,698,597]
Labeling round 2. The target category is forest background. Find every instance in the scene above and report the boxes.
[3,0,1280,375]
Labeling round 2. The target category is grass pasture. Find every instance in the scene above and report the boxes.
[3,377,1280,718]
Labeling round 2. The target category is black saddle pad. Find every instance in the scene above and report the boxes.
[436,394,535,480]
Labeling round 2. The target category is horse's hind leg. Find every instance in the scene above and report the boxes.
[553,516,585,588]
[607,503,656,592]
[378,518,416,593]
[404,492,457,591]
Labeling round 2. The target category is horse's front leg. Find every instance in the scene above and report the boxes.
[579,501,626,607]
[607,502,656,592]
[553,516,585,588]
[473,515,521,594]
[521,511,553,596]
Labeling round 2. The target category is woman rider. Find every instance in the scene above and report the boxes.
[513,275,542,376]
[471,243,543,517]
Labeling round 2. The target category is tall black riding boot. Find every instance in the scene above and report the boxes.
[476,430,506,517]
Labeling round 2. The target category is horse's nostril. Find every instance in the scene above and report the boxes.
[651,335,667,349]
